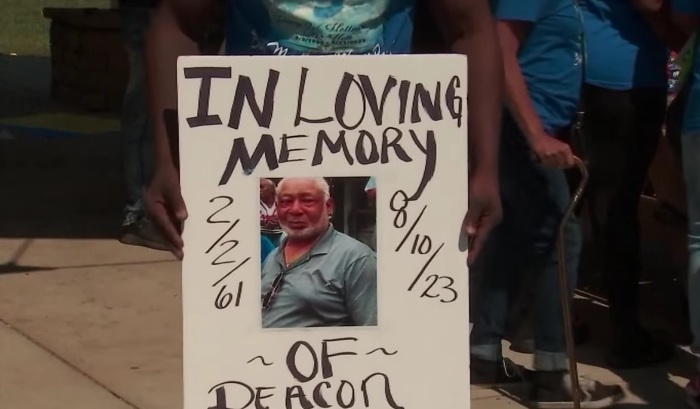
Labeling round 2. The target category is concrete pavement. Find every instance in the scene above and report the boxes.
[0,238,180,409]
[0,236,694,409]
[0,321,133,409]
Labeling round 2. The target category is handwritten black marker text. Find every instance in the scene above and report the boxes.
[206,196,250,309]
[182,66,465,202]
[208,338,403,409]
[390,190,458,303]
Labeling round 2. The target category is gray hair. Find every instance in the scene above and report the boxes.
[276,177,330,199]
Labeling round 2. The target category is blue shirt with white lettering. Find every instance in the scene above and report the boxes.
[226,0,415,55]
[492,0,585,133]
[671,0,700,133]
[581,0,668,90]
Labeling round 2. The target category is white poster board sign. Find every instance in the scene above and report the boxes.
[178,54,470,409]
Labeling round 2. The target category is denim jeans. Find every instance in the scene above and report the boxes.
[683,132,700,358]
[470,116,582,371]
[120,6,153,226]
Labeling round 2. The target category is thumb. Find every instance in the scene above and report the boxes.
[563,148,575,168]
[463,207,480,237]
[168,189,189,221]
[466,213,495,267]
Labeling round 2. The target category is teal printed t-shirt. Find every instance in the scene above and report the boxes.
[492,0,585,133]
[671,0,700,133]
[581,0,668,90]
[226,0,415,55]
[261,235,276,265]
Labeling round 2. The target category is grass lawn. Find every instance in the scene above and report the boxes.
[0,0,111,56]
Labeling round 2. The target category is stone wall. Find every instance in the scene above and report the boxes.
[43,8,127,112]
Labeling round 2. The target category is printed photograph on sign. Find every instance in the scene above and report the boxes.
[259,176,378,329]
[178,54,470,409]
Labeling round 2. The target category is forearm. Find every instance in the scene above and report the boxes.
[145,2,204,170]
[428,0,502,177]
[641,8,689,50]
[457,23,503,177]
[501,50,545,143]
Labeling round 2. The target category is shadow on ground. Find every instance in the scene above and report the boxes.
[0,53,125,241]
[566,237,694,407]
[575,237,693,407]
[0,238,174,275]
[572,296,694,408]
[0,130,125,239]
[0,54,55,119]
[481,234,695,408]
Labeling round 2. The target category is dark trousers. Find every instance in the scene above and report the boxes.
[470,115,580,369]
[119,6,153,225]
[580,84,667,341]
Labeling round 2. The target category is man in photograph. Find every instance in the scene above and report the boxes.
[261,177,377,328]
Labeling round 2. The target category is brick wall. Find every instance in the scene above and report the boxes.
[44,8,128,112]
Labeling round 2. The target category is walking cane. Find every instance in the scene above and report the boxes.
[557,146,589,409]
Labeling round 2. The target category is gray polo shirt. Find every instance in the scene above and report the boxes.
[261,226,377,328]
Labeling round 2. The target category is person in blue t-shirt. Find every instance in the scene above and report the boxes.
[578,0,686,370]
[470,0,623,405]
[260,235,275,265]
[669,1,700,405]
[142,0,505,269]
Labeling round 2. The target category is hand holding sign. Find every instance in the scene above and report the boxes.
[144,164,187,259]
[464,171,502,266]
